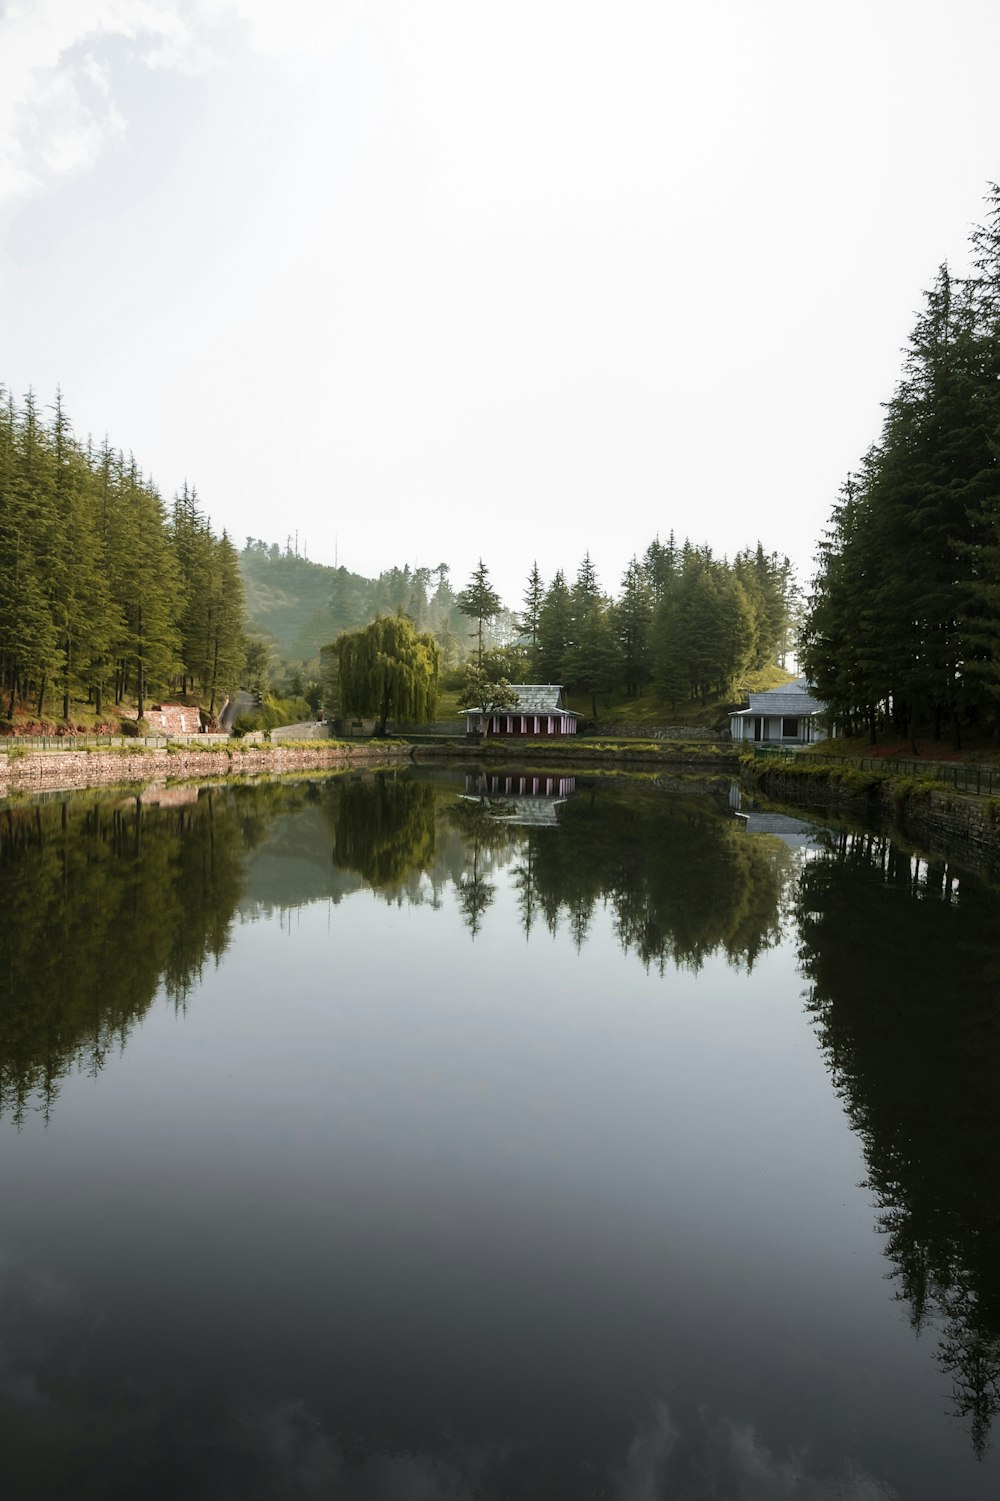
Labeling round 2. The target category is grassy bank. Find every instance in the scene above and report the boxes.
[411,736,739,768]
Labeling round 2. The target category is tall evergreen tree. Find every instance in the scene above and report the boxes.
[519,561,545,674]
[614,557,653,698]
[457,559,502,670]
[536,570,572,683]
[562,554,621,716]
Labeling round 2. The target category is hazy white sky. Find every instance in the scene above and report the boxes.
[3,0,1000,605]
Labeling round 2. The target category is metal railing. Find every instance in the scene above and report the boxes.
[749,743,999,797]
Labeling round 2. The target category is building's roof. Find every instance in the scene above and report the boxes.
[731,677,826,717]
[458,793,566,827]
[461,684,579,717]
[146,703,203,735]
[741,812,824,848]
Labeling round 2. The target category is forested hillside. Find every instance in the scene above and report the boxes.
[0,386,797,733]
[0,389,244,724]
[272,538,799,723]
[511,540,798,715]
[803,185,1000,749]
[240,544,469,667]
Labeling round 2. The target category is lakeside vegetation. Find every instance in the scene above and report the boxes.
[0,771,788,1122]
[310,541,799,731]
[0,389,245,728]
[7,183,1000,764]
[803,184,1000,752]
[798,827,1000,1453]
[0,385,798,740]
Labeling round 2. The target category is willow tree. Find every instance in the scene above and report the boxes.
[335,613,440,735]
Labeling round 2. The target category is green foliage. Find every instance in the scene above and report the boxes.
[614,557,653,698]
[652,546,756,709]
[0,388,248,722]
[239,549,467,673]
[746,753,944,812]
[238,532,798,721]
[803,193,1000,748]
[797,826,1000,1453]
[456,559,502,669]
[558,553,623,718]
[518,561,545,675]
[536,569,572,682]
[332,773,438,886]
[0,783,286,1122]
[460,664,519,733]
[333,614,441,734]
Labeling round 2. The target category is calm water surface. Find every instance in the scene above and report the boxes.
[2,767,999,1499]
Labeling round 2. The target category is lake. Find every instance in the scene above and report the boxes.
[2,766,999,1499]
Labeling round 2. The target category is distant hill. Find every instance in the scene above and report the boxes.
[240,547,381,663]
[239,543,464,667]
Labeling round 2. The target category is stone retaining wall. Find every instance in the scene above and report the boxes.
[267,722,333,740]
[592,723,724,740]
[747,765,1000,872]
[0,742,413,798]
[414,739,737,769]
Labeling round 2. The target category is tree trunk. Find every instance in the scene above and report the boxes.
[377,684,392,736]
[209,629,219,715]
[62,635,71,721]
[136,606,145,720]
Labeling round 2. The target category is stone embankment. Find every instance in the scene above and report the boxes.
[412,738,737,769]
[745,762,1000,871]
[0,742,413,798]
[592,723,724,741]
[1,734,741,798]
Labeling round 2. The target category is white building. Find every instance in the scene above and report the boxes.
[460,684,580,738]
[729,677,829,745]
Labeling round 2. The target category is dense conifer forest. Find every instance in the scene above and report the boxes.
[0,377,797,732]
[246,537,798,719]
[0,388,245,724]
[802,185,1000,749]
[8,185,1000,738]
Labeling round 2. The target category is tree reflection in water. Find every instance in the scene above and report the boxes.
[1,771,792,1122]
[796,828,1000,1454]
[324,769,792,969]
[0,784,286,1124]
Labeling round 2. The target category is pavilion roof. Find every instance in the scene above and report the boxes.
[461,684,579,717]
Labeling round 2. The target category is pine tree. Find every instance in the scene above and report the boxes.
[562,554,622,717]
[457,559,502,670]
[0,390,59,714]
[519,561,544,675]
[614,557,652,697]
[536,570,572,682]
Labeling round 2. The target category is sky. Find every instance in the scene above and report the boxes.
[2,0,1000,608]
